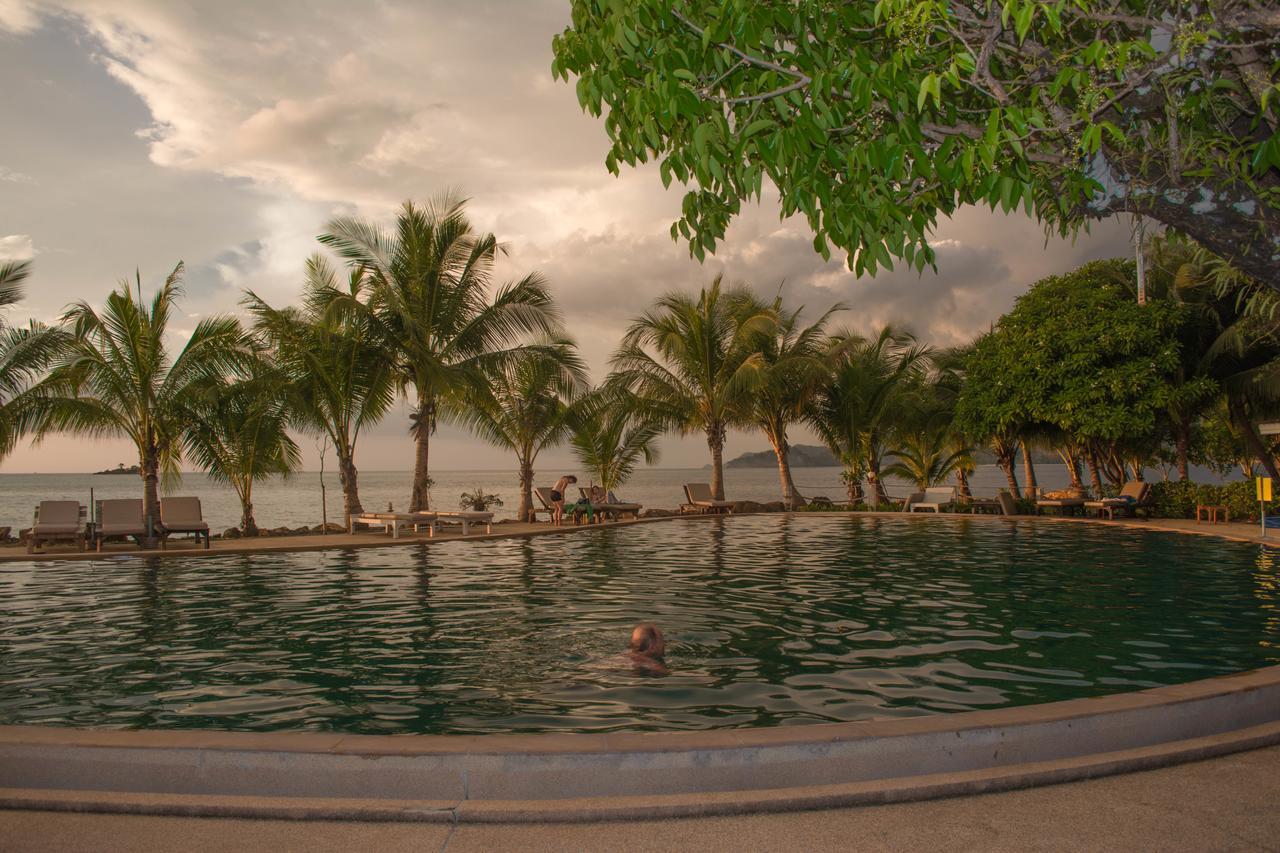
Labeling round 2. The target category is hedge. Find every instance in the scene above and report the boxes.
[1147,480,1257,522]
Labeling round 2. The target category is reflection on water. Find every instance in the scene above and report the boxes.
[0,516,1277,735]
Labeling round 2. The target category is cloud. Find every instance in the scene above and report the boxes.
[0,166,34,183]
[0,234,35,260]
[1,0,1139,471]
[0,0,39,33]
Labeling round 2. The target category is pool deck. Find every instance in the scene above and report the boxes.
[1,509,1275,563]
[4,743,1278,851]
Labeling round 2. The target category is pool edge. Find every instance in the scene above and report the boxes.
[2,665,1278,821]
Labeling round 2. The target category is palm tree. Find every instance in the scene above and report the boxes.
[0,261,65,464]
[244,256,396,522]
[748,297,842,508]
[882,424,973,490]
[319,194,562,511]
[39,265,245,535]
[451,338,588,523]
[808,327,931,506]
[611,275,773,500]
[570,393,663,494]
[182,351,301,535]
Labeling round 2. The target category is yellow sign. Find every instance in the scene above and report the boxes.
[1259,477,1273,502]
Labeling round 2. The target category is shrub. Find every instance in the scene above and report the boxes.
[1148,480,1256,521]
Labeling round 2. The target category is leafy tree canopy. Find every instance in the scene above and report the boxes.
[956,259,1190,443]
[553,1,1280,288]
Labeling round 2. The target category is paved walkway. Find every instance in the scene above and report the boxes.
[3,511,1274,565]
[4,745,1278,852]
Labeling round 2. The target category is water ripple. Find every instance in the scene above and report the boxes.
[1,516,1278,734]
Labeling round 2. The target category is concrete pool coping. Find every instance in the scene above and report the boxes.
[2,511,1279,822]
[2,509,1278,564]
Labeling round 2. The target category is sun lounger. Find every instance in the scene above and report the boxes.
[95,498,147,551]
[432,511,493,535]
[1036,489,1086,516]
[1084,481,1153,520]
[532,487,557,522]
[27,500,87,553]
[901,490,925,512]
[683,483,734,514]
[909,486,957,513]
[159,496,210,549]
[349,512,436,539]
[579,486,642,521]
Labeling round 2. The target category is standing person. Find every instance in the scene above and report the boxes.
[550,474,577,525]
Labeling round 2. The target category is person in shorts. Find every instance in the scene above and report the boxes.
[550,474,577,525]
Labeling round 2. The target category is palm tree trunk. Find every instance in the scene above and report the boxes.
[518,457,535,523]
[239,479,258,536]
[845,469,863,503]
[1173,418,1191,482]
[707,423,727,501]
[955,467,972,499]
[140,440,161,541]
[770,434,803,508]
[241,502,257,536]
[1086,447,1105,496]
[337,448,363,522]
[867,454,889,506]
[1020,441,1038,498]
[1230,397,1280,479]
[1057,447,1084,490]
[410,398,434,512]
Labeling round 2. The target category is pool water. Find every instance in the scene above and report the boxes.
[1,516,1278,734]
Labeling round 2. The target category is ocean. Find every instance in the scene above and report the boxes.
[0,463,1127,534]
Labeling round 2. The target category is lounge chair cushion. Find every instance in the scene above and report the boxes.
[161,497,207,531]
[36,501,82,526]
[33,522,81,534]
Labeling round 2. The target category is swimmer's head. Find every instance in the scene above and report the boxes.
[629,623,665,659]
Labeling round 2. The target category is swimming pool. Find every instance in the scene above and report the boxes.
[2,515,1277,735]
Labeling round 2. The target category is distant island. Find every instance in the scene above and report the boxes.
[724,445,839,468]
[94,463,140,475]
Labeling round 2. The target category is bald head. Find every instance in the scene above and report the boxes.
[629,623,665,659]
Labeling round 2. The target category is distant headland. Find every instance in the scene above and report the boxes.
[93,463,141,475]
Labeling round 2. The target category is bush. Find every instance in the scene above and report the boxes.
[1148,480,1256,521]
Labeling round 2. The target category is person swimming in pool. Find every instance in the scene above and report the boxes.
[627,622,668,675]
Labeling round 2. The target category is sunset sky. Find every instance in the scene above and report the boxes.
[0,0,1133,473]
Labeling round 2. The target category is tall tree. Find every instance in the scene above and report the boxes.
[807,327,930,505]
[0,261,65,464]
[452,338,588,523]
[748,298,842,508]
[554,1,1280,290]
[319,195,561,511]
[182,351,301,536]
[957,259,1190,490]
[611,275,773,500]
[39,265,245,535]
[244,257,396,521]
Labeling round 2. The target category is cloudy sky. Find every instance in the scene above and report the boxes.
[0,0,1133,474]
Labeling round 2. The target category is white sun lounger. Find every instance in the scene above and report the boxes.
[95,498,147,550]
[349,512,437,539]
[28,500,87,553]
[909,486,957,513]
[683,483,734,514]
